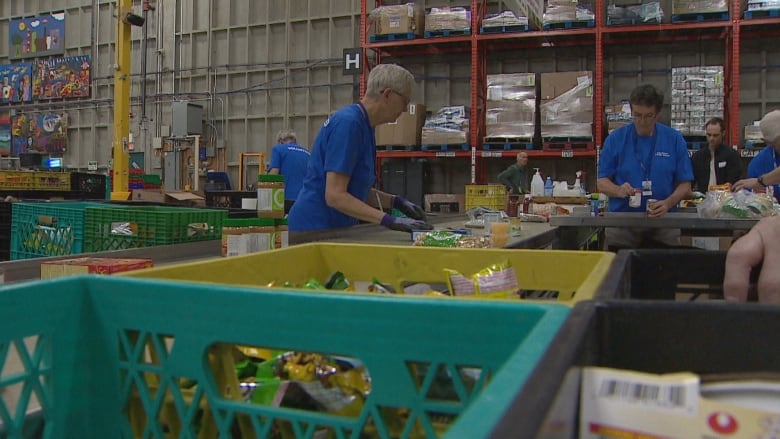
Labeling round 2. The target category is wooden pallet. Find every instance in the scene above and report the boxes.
[743,8,780,19]
[424,29,471,38]
[481,142,535,151]
[671,11,728,23]
[377,144,415,151]
[543,19,595,30]
[480,24,531,34]
[369,32,418,43]
[420,143,470,151]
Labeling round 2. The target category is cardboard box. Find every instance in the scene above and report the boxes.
[680,235,733,251]
[41,257,154,279]
[131,189,206,206]
[424,193,466,213]
[375,103,426,146]
[581,367,780,438]
[540,71,593,101]
[374,4,425,36]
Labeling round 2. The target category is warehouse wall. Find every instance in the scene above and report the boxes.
[0,0,361,186]
[1,0,780,188]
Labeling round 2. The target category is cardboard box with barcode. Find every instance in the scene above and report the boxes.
[375,103,426,146]
[372,4,425,36]
[581,367,780,438]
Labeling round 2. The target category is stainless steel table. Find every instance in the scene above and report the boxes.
[550,212,759,250]
[291,214,557,249]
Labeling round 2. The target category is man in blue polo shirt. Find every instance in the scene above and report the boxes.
[733,110,780,202]
[268,129,310,213]
[288,64,432,232]
[597,84,694,250]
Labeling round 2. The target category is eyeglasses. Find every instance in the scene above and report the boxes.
[390,89,411,107]
[632,113,657,122]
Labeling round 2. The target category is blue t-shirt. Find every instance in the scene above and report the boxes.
[288,104,376,231]
[268,142,311,200]
[599,122,694,212]
[747,145,780,202]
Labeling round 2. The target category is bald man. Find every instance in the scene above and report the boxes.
[497,152,529,194]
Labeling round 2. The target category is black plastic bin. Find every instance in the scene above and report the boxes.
[70,172,107,199]
[597,249,760,301]
[489,300,780,438]
[205,190,256,208]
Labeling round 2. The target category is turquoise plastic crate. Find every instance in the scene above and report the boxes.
[9,202,109,260]
[83,206,227,252]
[0,276,568,438]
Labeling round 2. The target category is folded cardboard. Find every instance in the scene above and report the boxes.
[540,71,593,101]
[41,257,154,279]
[424,193,466,213]
[375,103,426,146]
[131,189,206,206]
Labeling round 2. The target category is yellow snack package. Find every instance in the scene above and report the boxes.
[471,260,520,299]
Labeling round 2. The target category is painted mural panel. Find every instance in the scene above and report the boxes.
[9,13,66,59]
[0,63,34,104]
[34,55,91,100]
[11,113,68,155]
[0,113,10,156]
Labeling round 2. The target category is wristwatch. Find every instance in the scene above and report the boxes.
[758,175,767,187]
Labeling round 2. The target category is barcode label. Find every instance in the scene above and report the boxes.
[598,379,688,409]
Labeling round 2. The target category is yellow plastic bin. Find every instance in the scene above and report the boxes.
[125,243,614,305]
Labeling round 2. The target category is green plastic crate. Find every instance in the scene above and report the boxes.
[0,276,568,438]
[9,202,109,260]
[83,205,227,252]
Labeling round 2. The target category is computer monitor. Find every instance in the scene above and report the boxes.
[45,157,63,169]
[19,152,43,168]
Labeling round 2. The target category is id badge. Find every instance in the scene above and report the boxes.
[642,180,652,196]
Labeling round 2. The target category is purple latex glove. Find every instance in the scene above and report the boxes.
[393,196,427,220]
[381,214,433,233]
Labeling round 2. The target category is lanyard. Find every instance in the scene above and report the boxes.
[632,125,658,181]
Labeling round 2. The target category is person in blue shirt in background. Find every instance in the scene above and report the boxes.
[733,110,780,202]
[597,84,694,250]
[288,64,432,232]
[268,129,310,213]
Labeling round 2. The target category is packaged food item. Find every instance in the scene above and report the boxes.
[444,260,520,298]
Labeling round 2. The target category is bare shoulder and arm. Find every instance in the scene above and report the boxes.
[325,172,387,224]
[733,166,780,192]
[724,216,780,303]
[597,177,634,198]
[366,188,396,211]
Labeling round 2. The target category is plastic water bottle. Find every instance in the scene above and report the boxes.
[544,176,553,197]
[531,168,544,197]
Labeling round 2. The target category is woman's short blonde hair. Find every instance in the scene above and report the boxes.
[276,129,297,143]
[365,64,414,98]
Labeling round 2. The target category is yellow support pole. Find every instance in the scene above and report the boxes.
[111,0,133,200]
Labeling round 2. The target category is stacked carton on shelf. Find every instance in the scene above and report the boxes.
[485,73,537,140]
[540,71,594,139]
[425,7,471,32]
[544,0,596,24]
[607,0,664,25]
[421,106,470,145]
[369,3,426,37]
[605,101,632,134]
[375,103,427,146]
[670,66,724,136]
[746,0,780,10]
[671,0,728,14]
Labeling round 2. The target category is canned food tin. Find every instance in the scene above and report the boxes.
[629,190,642,208]
[646,198,658,213]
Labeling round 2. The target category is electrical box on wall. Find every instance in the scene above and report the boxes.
[171,101,203,138]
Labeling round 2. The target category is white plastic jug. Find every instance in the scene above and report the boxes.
[531,168,544,197]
